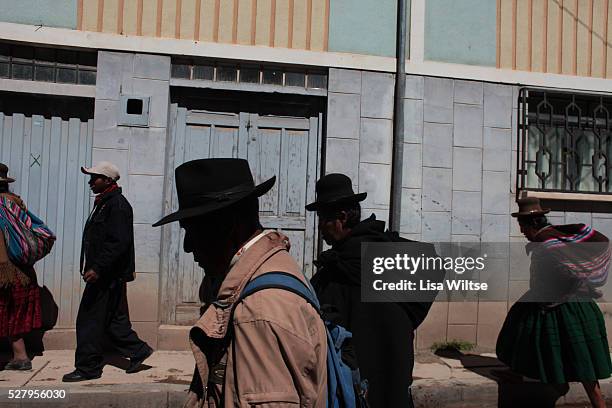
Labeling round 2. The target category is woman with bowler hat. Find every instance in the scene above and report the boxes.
[0,163,42,370]
[497,197,612,408]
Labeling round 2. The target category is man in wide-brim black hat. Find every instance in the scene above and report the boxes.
[153,158,327,407]
[307,173,441,408]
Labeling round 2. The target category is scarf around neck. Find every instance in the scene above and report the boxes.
[94,183,119,205]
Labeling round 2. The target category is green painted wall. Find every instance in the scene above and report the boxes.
[425,0,496,66]
[329,0,409,58]
[0,0,77,29]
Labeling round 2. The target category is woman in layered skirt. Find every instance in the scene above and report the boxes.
[0,164,42,371]
[497,197,612,408]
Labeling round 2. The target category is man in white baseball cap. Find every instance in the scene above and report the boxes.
[64,161,152,382]
[80,161,120,182]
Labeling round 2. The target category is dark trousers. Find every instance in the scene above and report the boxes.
[75,280,148,377]
[354,302,415,408]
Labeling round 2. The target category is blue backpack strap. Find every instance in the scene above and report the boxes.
[237,272,321,312]
[234,272,359,408]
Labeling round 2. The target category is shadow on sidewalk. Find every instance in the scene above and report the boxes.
[104,354,153,374]
[435,349,569,408]
[0,340,152,374]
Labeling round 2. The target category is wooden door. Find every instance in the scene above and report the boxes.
[160,105,320,323]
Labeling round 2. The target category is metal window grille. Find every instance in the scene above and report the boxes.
[517,88,612,195]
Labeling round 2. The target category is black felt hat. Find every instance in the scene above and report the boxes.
[305,173,366,211]
[153,158,275,227]
[511,197,551,217]
[0,163,15,183]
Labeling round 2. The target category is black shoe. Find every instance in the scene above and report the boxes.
[62,370,101,382]
[126,346,153,374]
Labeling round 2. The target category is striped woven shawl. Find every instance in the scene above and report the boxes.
[0,193,55,269]
[534,224,611,288]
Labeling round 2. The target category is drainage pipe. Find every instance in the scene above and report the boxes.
[390,0,407,231]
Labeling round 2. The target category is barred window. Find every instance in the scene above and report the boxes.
[517,88,612,195]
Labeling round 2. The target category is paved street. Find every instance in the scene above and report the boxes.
[0,350,610,407]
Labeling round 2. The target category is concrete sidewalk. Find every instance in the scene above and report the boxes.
[0,350,609,407]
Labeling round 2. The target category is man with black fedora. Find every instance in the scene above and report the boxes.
[153,158,327,407]
[307,173,440,408]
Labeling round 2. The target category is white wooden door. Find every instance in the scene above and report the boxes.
[160,105,320,323]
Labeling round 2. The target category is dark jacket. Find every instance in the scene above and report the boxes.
[311,215,440,408]
[80,188,135,284]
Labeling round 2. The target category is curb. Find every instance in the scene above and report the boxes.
[0,383,187,408]
[1,376,610,407]
[413,379,612,408]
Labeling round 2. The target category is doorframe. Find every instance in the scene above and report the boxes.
[159,92,326,324]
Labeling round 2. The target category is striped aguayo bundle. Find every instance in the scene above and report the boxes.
[537,224,611,288]
[0,194,55,268]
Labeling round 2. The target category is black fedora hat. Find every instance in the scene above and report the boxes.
[153,158,275,227]
[305,173,366,211]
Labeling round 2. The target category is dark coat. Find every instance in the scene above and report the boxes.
[80,188,135,284]
[311,215,440,408]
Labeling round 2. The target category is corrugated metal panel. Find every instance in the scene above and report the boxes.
[608,0,612,78]
[255,0,273,45]
[78,0,329,50]
[515,0,530,71]
[592,0,606,77]
[180,0,197,39]
[0,114,93,328]
[531,0,546,72]
[236,0,254,45]
[498,0,612,78]
[141,0,157,36]
[123,0,139,35]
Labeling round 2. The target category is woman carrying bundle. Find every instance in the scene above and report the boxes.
[0,163,48,370]
[497,197,612,408]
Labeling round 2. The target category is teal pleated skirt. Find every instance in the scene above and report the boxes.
[496,300,612,384]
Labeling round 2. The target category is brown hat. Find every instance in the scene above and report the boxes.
[511,197,550,217]
[0,163,15,183]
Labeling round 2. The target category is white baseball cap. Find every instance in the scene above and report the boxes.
[81,161,120,181]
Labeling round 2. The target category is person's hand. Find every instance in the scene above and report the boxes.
[83,269,99,283]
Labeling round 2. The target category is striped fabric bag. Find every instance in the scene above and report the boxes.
[541,224,611,288]
[0,195,56,267]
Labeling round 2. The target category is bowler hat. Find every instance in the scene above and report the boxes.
[153,158,275,227]
[305,173,366,211]
[0,163,15,183]
[511,197,550,217]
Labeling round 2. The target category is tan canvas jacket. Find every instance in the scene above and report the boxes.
[184,231,327,408]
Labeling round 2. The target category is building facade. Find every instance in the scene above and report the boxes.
[1,0,612,351]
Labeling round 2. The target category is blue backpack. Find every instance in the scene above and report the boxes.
[236,272,369,408]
